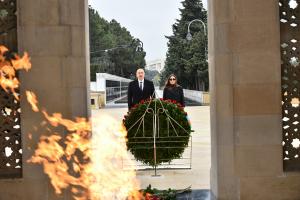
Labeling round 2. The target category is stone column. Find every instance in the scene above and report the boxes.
[0,0,90,199]
[209,0,300,199]
[208,0,238,198]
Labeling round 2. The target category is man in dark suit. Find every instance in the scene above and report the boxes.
[127,68,155,109]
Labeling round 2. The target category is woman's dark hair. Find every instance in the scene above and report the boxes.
[165,74,178,88]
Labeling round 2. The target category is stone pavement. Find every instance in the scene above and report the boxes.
[92,106,211,190]
[176,190,211,200]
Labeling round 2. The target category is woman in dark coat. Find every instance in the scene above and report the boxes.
[163,74,185,107]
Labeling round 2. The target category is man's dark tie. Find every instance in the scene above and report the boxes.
[139,82,143,90]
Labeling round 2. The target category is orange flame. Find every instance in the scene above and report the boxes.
[0,46,143,200]
[89,116,142,200]
[28,111,142,200]
[26,91,39,112]
[0,45,31,100]
[11,52,31,71]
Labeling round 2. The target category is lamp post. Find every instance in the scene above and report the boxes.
[90,38,144,54]
[186,19,207,91]
[186,19,207,41]
[186,18,207,59]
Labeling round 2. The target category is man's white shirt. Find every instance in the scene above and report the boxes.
[138,79,144,90]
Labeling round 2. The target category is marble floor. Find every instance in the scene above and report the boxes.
[92,106,211,191]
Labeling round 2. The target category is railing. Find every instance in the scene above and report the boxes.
[106,86,128,102]
[183,89,210,105]
[104,87,210,105]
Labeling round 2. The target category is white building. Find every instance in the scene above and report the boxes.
[90,73,131,108]
[145,58,165,72]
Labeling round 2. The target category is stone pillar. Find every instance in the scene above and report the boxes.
[208,0,238,198]
[209,0,300,199]
[0,0,90,199]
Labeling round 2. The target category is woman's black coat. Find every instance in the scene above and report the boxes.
[163,86,185,106]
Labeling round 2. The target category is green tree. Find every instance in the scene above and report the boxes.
[89,6,146,81]
[161,0,208,91]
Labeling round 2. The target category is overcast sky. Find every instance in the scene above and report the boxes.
[89,0,207,62]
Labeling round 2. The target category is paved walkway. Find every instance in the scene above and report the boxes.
[92,106,211,190]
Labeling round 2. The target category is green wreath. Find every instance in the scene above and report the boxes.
[123,98,192,166]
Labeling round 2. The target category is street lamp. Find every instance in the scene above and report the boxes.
[186,19,207,41]
[90,38,144,54]
[186,18,208,60]
[186,19,208,91]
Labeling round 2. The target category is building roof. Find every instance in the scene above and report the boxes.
[96,73,132,82]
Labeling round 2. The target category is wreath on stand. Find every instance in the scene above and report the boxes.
[123,98,192,167]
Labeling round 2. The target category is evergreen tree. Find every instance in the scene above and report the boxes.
[89,6,146,81]
[161,0,208,91]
